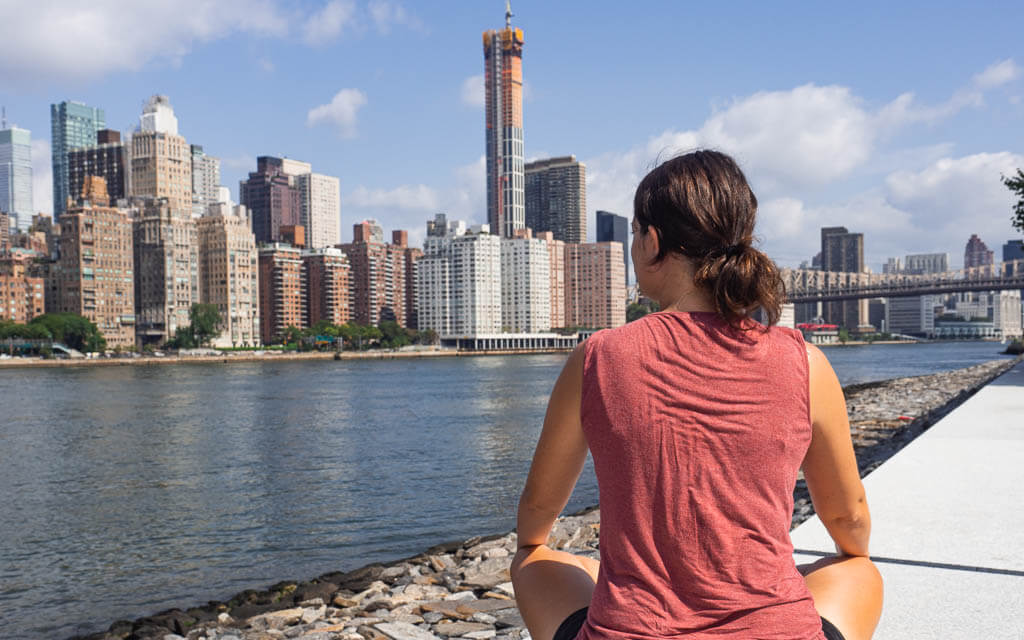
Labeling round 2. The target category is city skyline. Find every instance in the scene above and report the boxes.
[0,1,1022,271]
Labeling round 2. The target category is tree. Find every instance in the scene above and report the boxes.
[838,327,850,344]
[29,313,105,352]
[189,304,223,347]
[1003,169,1024,234]
[378,320,410,349]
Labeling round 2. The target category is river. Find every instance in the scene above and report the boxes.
[0,340,1012,638]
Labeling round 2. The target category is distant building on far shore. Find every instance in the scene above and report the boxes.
[525,156,586,243]
[565,242,626,329]
[596,210,629,287]
[197,204,260,347]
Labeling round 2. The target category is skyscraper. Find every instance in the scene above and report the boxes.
[596,210,629,286]
[0,127,33,232]
[68,130,127,206]
[820,226,866,329]
[240,156,301,245]
[197,205,260,347]
[524,156,586,243]
[191,145,221,218]
[50,101,105,218]
[294,172,341,249]
[483,2,525,238]
[130,96,191,214]
[964,234,994,271]
[501,231,551,333]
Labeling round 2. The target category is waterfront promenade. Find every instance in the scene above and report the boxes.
[792,357,1024,639]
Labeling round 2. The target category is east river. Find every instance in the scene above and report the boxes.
[0,340,1014,638]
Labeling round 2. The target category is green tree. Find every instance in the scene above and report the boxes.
[378,320,410,349]
[29,313,105,352]
[838,327,850,344]
[1003,169,1024,234]
[189,303,223,347]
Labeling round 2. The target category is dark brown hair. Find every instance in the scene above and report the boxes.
[633,150,785,328]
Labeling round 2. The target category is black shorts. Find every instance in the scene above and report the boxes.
[552,607,846,640]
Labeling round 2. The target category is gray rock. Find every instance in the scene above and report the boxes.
[375,620,441,640]
[432,621,493,637]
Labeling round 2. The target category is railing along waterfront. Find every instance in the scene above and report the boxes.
[782,258,1024,303]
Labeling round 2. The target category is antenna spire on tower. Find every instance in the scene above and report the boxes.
[505,0,512,28]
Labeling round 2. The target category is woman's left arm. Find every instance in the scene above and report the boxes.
[516,344,589,550]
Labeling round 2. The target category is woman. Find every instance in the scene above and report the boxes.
[510,151,883,640]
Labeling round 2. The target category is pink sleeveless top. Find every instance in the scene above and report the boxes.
[577,311,824,640]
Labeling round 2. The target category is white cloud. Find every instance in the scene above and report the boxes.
[303,0,356,46]
[348,184,440,210]
[973,59,1019,89]
[461,75,485,109]
[307,89,368,138]
[368,0,421,34]
[31,140,53,216]
[0,0,289,83]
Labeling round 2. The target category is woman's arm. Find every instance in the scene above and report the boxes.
[516,344,589,549]
[802,343,872,557]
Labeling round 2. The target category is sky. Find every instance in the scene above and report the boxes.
[0,0,1022,271]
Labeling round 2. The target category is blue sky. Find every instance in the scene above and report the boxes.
[1,0,1021,269]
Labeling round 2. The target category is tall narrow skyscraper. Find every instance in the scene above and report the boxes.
[0,127,33,231]
[50,101,105,218]
[483,2,525,238]
[596,210,629,287]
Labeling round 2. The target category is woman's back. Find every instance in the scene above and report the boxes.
[578,311,824,639]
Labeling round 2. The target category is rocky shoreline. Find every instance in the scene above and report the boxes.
[70,357,1020,640]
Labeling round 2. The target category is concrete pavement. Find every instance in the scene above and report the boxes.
[791,358,1024,639]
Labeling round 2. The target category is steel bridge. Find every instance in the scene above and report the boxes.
[783,259,1024,304]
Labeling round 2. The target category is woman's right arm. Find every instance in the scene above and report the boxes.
[802,343,872,557]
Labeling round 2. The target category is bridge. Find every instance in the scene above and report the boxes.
[783,258,1024,304]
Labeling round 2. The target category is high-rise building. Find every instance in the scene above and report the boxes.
[1004,239,1024,263]
[50,101,105,218]
[133,198,198,347]
[565,242,626,329]
[68,130,127,206]
[191,145,221,218]
[596,210,629,286]
[501,231,551,333]
[240,156,301,245]
[54,177,135,348]
[418,216,502,335]
[524,156,586,243]
[140,95,179,135]
[882,257,901,275]
[197,204,260,347]
[338,220,410,326]
[820,226,866,329]
[904,253,949,275]
[964,234,994,271]
[392,230,422,329]
[0,210,9,251]
[258,244,306,344]
[0,127,33,232]
[130,97,192,214]
[0,251,45,323]
[483,4,525,238]
[295,172,341,249]
[536,231,566,329]
[303,247,351,327]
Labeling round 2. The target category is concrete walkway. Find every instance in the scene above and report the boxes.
[791,358,1024,639]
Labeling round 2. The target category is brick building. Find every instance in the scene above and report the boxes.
[197,205,260,347]
[0,250,45,323]
[303,247,352,327]
[258,244,305,344]
[565,242,626,329]
[337,220,411,327]
[54,177,135,348]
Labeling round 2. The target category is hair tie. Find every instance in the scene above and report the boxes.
[724,244,745,258]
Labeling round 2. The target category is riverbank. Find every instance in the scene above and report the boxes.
[0,347,574,369]
[67,356,1020,640]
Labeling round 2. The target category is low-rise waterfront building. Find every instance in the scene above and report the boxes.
[197,204,260,347]
[565,242,626,329]
[54,177,135,348]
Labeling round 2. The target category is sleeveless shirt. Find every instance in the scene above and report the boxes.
[577,311,825,640]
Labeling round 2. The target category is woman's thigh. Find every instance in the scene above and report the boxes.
[510,546,600,640]
[800,555,883,640]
